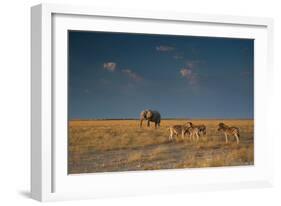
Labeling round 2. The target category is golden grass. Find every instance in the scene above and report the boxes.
[68,119,254,174]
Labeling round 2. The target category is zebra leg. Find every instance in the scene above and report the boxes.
[196,132,199,142]
[169,129,173,141]
[181,130,185,141]
[235,134,240,144]
[168,128,171,141]
[225,133,228,143]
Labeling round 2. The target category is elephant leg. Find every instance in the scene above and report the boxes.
[155,122,157,128]
[147,120,150,127]
[140,119,143,127]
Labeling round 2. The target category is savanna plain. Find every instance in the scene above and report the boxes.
[68,119,254,174]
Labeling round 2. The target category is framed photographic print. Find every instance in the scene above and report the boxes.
[31,3,274,201]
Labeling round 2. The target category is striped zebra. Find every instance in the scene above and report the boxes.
[186,122,206,136]
[167,125,189,142]
[217,122,240,144]
[185,122,201,142]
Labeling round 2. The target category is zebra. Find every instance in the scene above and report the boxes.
[185,122,200,142]
[186,122,206,136]
[217,122,240,144]
[167,125,187,142]
[167,124,190,142]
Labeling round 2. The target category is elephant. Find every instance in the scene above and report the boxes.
[140,109,161,128]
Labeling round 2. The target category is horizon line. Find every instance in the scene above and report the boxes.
[69,117,254,121]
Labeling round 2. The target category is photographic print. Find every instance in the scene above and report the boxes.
[68,31,254,174]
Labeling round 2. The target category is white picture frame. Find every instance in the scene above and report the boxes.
[31,3,274,202]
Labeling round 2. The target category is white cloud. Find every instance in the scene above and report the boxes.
[180,68,198,85]
[156,45,175,52]
[185,60,201,69]
[122,69,142,82]
[180,68,192,77]
[179,59,203,86]
[173,54,184,59]
[103,62,116,72]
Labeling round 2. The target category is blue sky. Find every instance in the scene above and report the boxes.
[68,31,254,119]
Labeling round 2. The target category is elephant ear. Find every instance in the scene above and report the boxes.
[146,110,153,119]
[140,110,146,118]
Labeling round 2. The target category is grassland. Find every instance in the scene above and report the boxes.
[68,119,254,174]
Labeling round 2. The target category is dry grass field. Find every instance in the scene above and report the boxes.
[68,119,254,174]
